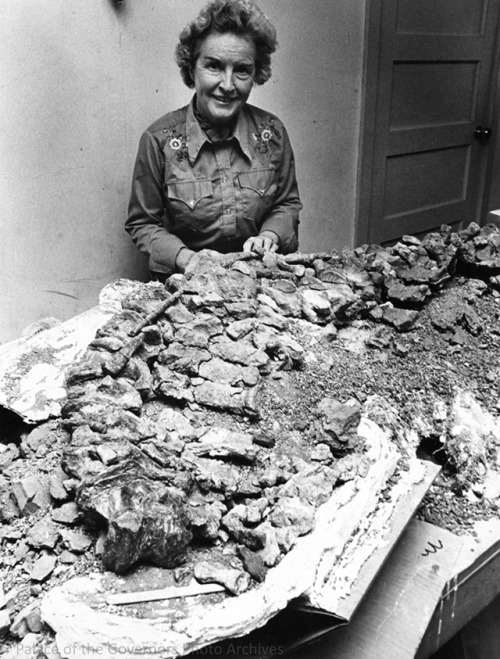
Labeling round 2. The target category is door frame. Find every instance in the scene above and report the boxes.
[354,0,500,247]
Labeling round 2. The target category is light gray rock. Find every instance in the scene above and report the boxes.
[225,318,255,340]
[96,376,143,413]
[314,397,361,451]
[49,469,70,502]
[0,443,20,470]
[221,507,266,550]
[188,502,226,542]
[255,523,281,567]
[0,475,20,522]
[386,279,430,306]
[193,382,261,418]
[26,516,60,549]
[198,358,260,388]
[51,502,80,525]
[209,336,269,370]
[195,460,242,496]
[259,281,302,318]
[324,283,358,315]
[300,288,333,323]
[269,497,315,536]
[60,529,93,554]
[237,546,267,582]
[30,554,57,582]
[187,427,258,463]
[58,550,78,564]
[25,424,52,454]
[194,558,250,595]
[158,342,211,375]
[11,476,51,516]
[153,365,193,402]
[379,305,419,331]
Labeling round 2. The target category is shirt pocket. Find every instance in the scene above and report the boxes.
[166,178,213,233]
[237,168,277,222]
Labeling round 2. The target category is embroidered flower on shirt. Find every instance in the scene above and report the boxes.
[162,129,189,162]
[252,117,281,154]
[169,137,183,150]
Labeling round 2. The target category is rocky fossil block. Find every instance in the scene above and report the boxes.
[41,223,500,590]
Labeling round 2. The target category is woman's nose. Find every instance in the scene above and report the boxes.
[219,68,235,93]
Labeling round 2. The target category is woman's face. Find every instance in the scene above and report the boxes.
[193,32,256,126]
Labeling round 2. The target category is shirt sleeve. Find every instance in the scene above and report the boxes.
[125,130,186,274]
[259,124,302,254]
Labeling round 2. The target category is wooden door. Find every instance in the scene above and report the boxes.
[356,0,500,245]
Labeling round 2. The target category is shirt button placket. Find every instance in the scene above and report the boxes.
[216,146,235,238]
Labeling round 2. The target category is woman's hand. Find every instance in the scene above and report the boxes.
[175,247,196,273]
[243,231,279,255]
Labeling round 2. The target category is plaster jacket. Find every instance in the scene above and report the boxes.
[126,97,302,274]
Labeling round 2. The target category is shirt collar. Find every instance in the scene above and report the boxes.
[186,96,253,164]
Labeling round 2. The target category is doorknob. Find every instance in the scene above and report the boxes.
[474,125,492,143]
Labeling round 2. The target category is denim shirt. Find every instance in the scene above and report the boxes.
[126,98,302,274]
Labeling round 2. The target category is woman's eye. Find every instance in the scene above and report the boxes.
[235,68,253,79]
[206,61,220,71]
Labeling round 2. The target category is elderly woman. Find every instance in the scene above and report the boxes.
[126,0,301,280]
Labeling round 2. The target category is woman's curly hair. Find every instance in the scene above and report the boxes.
[175,0,277,88]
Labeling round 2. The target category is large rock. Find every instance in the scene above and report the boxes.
[77,467,192,574]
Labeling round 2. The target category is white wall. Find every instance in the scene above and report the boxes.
[0,0,366,343]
